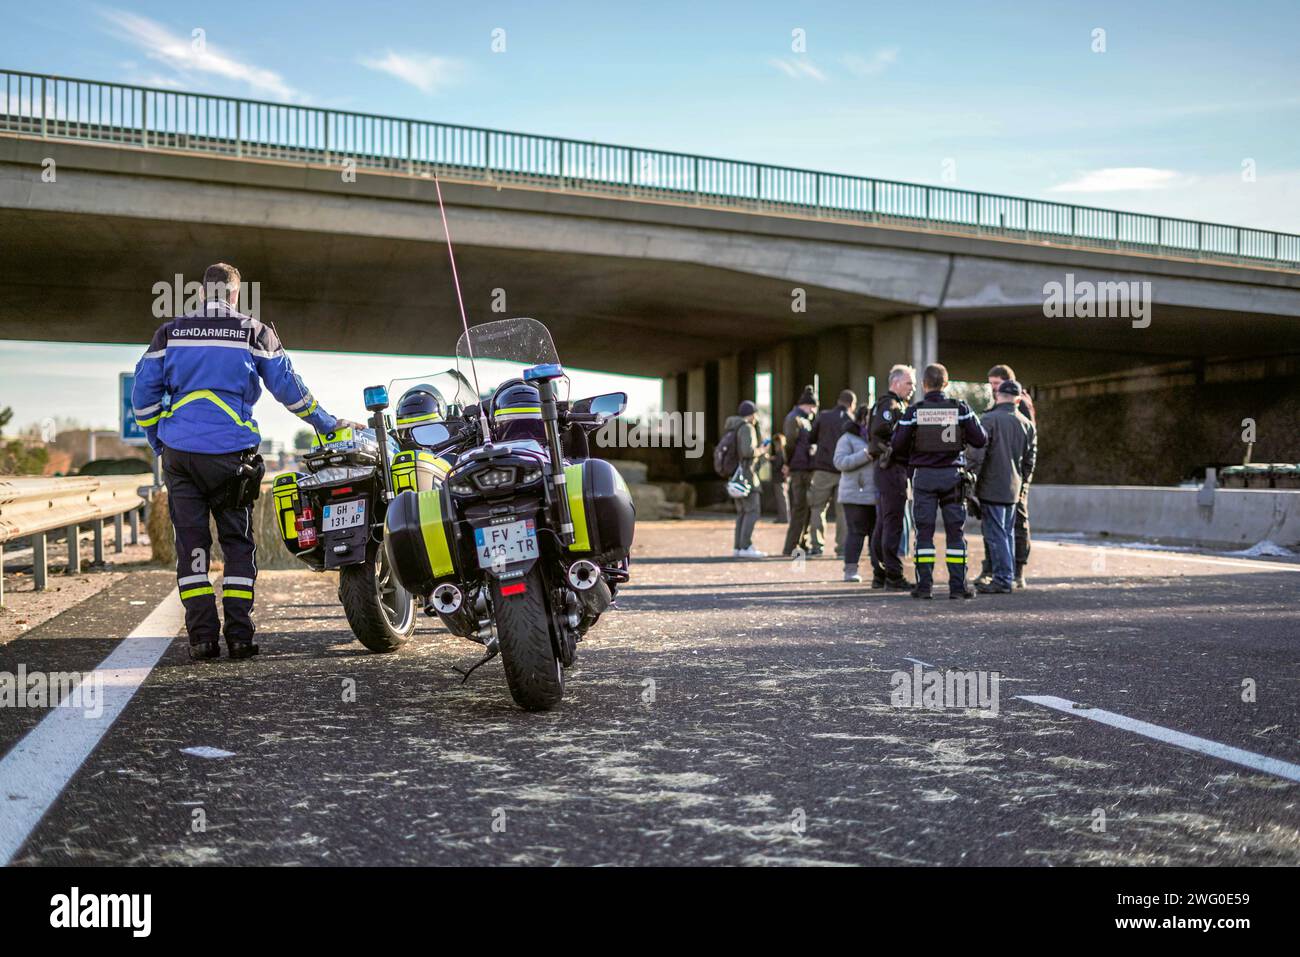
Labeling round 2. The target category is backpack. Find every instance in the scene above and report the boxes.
[713,424,742,478]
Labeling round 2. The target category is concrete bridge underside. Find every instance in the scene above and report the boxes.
[2,135,1300,479]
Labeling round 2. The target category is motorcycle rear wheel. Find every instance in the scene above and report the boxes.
[339,553,415,653]
[493,566,564,711]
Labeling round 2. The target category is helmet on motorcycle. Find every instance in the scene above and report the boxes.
[490,381,545,444]
[394,385,446,445]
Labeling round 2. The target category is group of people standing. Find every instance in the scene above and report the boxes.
[726,362,1037,599]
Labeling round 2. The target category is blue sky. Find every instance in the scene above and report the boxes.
[2,1,1298,440]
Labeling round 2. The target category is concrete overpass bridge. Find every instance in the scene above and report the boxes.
[3,70,1299,481]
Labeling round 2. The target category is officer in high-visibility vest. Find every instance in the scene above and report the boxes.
[890,363,988,599]
[132,263,357,659]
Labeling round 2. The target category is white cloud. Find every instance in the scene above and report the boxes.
[1047,170,1300,235]
[843,48,899,78]
[359,51,463,95]
[769,57,827,82]
[1049,167,1184,193]
[98,8,298,101]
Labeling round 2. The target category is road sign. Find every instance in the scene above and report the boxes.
[119,373,148,446]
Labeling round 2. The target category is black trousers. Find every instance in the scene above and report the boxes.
[911,466,968,594]
[872,464,908,579]
[841,502,882,576]
[782,470,815,555]
[162,447,258,646]
[1015,488,1031,565]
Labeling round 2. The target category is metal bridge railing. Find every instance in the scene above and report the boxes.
[3,68,1297,270]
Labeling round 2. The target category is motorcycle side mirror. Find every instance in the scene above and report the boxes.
[571,392,627,417]
[410,423,452,447]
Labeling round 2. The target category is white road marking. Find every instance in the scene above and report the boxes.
[1051,541,1300,573]
[1018,695,1300,783]
[0,591,183,866]
[180,746,235,759]
[902,657,936,669]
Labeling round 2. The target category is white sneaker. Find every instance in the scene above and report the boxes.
[736,546,767,559]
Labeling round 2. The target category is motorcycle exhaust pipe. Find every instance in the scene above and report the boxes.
[567,560,601,591]
[431,583,463,614]
[576,575,612,616]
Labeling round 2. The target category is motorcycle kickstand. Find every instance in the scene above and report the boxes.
[452,638,499,684]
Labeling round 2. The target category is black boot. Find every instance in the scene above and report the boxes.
[885,576,911,590]
[949,586,977,599]
[189,640,220,661]
[227,640,260,660]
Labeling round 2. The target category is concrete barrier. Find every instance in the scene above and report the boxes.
[1029,484,1300,548]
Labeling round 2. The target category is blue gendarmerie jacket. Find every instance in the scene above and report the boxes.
[890,390,988,469]
[132,300,338,455]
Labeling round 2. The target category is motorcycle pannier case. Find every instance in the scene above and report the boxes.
[390,450,449,494]
[565,459,635,561]
[272,472,311,554]
[384,487,460,595]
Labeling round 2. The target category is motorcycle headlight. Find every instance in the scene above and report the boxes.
[519,466,543,485]
[472,466,517,491]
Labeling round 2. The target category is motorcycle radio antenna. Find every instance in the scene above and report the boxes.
[432,172,492,440]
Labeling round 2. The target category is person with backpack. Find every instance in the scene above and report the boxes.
[780,386,818,556]
[717,400,767,558]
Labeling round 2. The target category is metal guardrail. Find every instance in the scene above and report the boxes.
[0,475,148,603]
[3,68,1297,270]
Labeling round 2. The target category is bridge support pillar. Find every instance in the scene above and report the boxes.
[873,313,937,385]
[716,354,739,436]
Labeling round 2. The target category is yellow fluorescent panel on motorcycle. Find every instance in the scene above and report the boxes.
[391,451,417,493]
[565,463,591,552]
[273,473,300,540]
[311,427,354,449]
[416,489,456,578]
[392,450,446,493]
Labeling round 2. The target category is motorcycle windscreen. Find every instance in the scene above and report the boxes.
[453,317,569,414]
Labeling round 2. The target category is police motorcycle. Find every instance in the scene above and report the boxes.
[381,317,635,711]
[270,371,473,653]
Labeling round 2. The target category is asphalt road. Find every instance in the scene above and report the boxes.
[1,517,1297,866]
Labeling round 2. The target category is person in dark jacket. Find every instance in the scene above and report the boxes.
[978,363,1036,587]
[891,363,988,599]
[808,389,855,556]
[767,432,789,524]
[780,386,817,556]
[868,364,914,589]
[133,262,358,660]
[726,400,767,558]
[967,379,1037,593]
